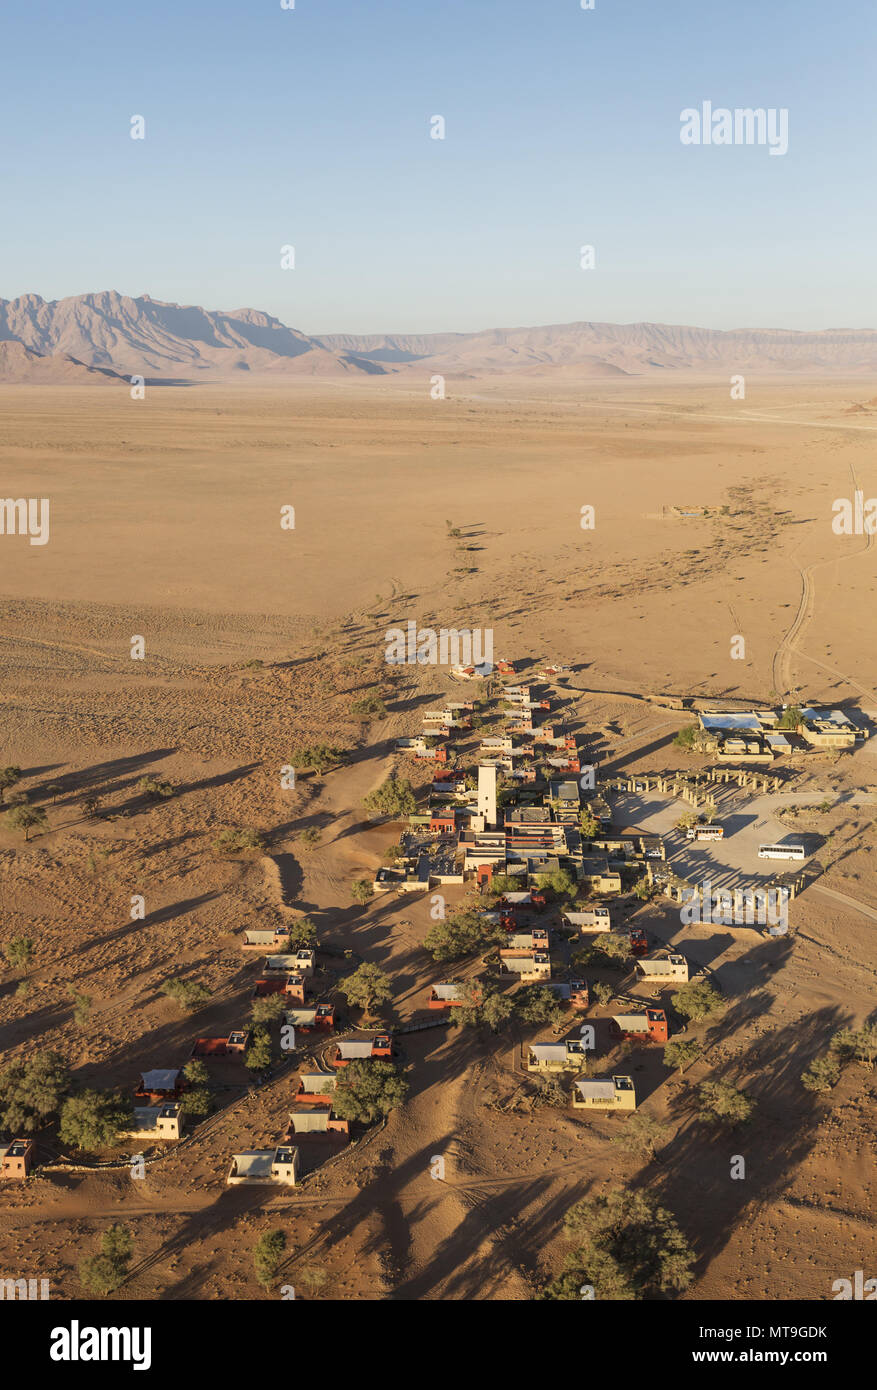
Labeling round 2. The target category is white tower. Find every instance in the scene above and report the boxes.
[478,764,497,829]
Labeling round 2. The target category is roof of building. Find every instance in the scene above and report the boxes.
[574,1079,617,1100]
[337,1040,376,1057]
[139,1069,180,1091]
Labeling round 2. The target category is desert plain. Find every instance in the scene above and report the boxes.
[0,372,875,1300]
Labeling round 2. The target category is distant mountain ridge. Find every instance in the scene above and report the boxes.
[2,292,877,382]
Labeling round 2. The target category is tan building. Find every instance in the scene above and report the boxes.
[578,857,622,893]
[227,1146,300,1187]
[635,952,689,984]
[798,709,857,750]
[123,1103,185,1141]
[0,1137,35,1179]
[527,1040,587,1073]
[571,1075,637,1111]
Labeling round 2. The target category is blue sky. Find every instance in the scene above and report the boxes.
[1,0,875,333]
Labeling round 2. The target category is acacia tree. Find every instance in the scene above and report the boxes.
[59,1090,132,1150]
[663,1037,702,1071]
[363,775,416,818]
[6,805,48,841]
[424,909,502,962]
[541,1186,694,1300]
[343,962,392,1017]
[332,1060,408,1123]
[697,1079,755,1126]
[0,766,21,804]
[671,979,724,1023]
[0,1050,71,1132]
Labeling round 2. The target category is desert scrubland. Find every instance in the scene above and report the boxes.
[0,374,875,1300]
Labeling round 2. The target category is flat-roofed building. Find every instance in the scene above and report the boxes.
[227,1146,300,1187]
[0,1137,35,1179]
[572,1075,637,1111]
[526,1040,587,1073]
[635,953,689,984]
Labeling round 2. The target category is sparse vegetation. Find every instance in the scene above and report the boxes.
[213,826,266,854]
[254,1229,287,1288]
[802,1054,842,1092]
[3,936,34,970]
[0,765,22,804]
[162,977,211,1012]
[79,1225,134,1295]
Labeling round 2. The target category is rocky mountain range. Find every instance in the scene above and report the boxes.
[2,291,877,382]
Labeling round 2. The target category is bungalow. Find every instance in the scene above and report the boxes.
[432,777,467,794]
[502,952,551,982]
[122,1103,185,1141]
[283,1106,349,1141]
[563,907,612,934]
[545,979,589,1009]
[265,950,314,977]
[430,809,457,836]
[332,1035,393,1067]
[295,1073,338,1103]
[572,1075,637,1111]
[0,1137,35,1180]
[635,953,689,984]
[502,928,550,952]
[191,1029,250,1057]
[227,1146,300,1188]
[610,1009,669,1045]
[526,1040,587,1073]
[242,928,289,951]
[135,1069,183,1103]
[283,1004,335,1033]
[429,982,467,1009]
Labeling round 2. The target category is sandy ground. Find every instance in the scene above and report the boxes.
[0,375,874,1301]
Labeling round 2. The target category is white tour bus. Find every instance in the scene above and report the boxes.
[758,843,805,861]
[686,824,724,841]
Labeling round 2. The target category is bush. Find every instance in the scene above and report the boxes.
[254,1229,287,1288]
[213,827,265,854]
[351,879,374,906]
[137,776,176,800]
[79,1225,134,1295]
[162,978,211,1012]
[245,1027,274,1072]
[3,936,34,969]
[802,1055,841,1092]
